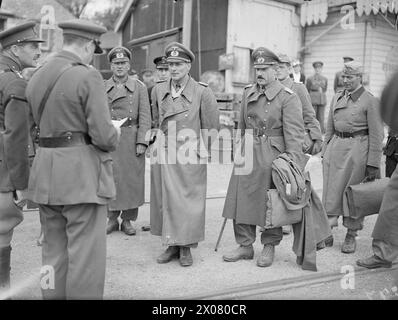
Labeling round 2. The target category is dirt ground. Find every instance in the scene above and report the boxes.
[8,155,396,300]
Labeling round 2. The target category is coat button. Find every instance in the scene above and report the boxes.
[265,110,268,113]
[129,110,133,112]
[267,102,270,105]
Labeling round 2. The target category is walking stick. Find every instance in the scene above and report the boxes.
[215,218,228,251]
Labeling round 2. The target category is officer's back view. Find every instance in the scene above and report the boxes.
[26,19,120,300]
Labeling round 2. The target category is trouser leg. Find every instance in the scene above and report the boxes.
[373,239,398,262]
[39,205,68,300]
[65,203,107,300]
[261,227,283,246]
[0,245,11,293]
[343,216,364,235]
[121,207,138,221]
[107,210,120,220]
[233,221,256,246]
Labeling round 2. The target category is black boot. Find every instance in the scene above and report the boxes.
[0,246,11,291]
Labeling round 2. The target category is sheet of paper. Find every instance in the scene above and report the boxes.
[112,117,128,128]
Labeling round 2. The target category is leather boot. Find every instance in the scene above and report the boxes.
[257,244,275,267]
[223,245,254,262]
[106,218,119,234]
[179,247,193,267]
[341,231,356,254]
[0,246,11,292]
[356,255,392,269]
[157,246,179,264]
[121,220,136,236]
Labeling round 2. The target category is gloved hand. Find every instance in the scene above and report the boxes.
[311,139,323,155]
[362,165,379,183]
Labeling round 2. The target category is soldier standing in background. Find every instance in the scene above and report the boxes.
[26,19,120,299]
[105,46,151,236]
[306,61,328,133]
[0,21,43,295]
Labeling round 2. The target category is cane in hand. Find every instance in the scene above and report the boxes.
[215,218,228,251]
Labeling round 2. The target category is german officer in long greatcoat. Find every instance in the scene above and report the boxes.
[322,61,384,254]
[357,70,398,269]
[105,46,151,236]
[26,20,120,299]
[0,21,43,295]
[150,42,219,267]
[222,47,306,268]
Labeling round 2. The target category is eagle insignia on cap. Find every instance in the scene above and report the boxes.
[258,57,265,63]
[116,53,124,59]
[170,47,179,57]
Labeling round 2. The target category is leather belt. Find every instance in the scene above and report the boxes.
[250,128,283,137]
[334,129,369,138]
[39,132,91,148]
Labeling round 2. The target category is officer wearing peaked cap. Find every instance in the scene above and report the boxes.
[322,60,384,254]
[26,19,120,299]
[104,45,151,236]
[153,56,169,82]
[222,47,313,269]
[150,41,219,267]
[0,21,43,293]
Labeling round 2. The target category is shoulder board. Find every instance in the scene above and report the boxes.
[284,87,293,94]
[198,81,208,87]
[156,79,167,83]
[244,83,253,89]
[135,79,145,86]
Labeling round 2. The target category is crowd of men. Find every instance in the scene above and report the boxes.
[0,19,397,300]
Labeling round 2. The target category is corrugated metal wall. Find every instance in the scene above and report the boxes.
[303,10,369,110]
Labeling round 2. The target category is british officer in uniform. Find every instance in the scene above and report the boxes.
[0,21,43,295]
[322,61,384,254]
[222,47,306,268]
[150,42,219,267]
[306,61,328,133]
[105,46,151,236]
[26,19,120,299]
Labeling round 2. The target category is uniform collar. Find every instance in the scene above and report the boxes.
[162,76,194,102]
[56,50,84,64]
[105,76,136,93]
[247,80,283,101]
[346,85,365,102]
[0,53,23,73]
[280,76,293,89]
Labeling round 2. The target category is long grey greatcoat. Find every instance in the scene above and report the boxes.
[222,80,306,226]
[322,86,384,216]
[150,77,220,246]
[105,77,151,210]
[26,50,119,205]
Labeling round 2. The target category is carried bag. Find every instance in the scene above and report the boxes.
[263,189,303,229]
[344,177,390,219]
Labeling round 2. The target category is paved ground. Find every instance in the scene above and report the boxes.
[7,155,397,300]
